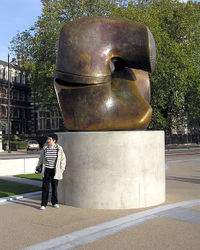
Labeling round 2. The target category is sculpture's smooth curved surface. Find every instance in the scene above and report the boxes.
[54,17,156,130]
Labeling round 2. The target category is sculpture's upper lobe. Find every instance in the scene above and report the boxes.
[54,17,156,130]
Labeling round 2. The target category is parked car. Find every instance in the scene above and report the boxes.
[27,140,40,151]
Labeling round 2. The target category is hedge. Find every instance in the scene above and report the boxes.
[3,140,28,151]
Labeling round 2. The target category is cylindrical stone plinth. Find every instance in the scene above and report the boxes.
[57,131,165,209]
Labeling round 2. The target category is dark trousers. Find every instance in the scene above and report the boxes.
[41,168,58,206]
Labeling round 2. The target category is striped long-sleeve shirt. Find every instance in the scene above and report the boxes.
[45,145,58,168]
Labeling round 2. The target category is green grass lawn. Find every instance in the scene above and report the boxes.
[0,179,41,198]
[14,173,42,181]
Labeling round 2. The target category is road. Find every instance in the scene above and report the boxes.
[0,147,199,159]
[0,150,40,159]
[166,147,200,162]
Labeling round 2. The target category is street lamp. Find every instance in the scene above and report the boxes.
[7,54,11,153]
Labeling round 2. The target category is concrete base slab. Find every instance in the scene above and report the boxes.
[57,131,165,209]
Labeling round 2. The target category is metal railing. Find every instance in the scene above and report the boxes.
[165,133,200,145]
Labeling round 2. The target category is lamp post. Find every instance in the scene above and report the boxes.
[7,54,11,153]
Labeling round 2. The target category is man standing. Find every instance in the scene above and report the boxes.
[36,133,66,210]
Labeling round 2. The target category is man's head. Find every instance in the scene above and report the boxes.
[47,133,58,146]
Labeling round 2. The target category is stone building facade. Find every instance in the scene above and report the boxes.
[0,59,65,136]
[0,59,31,135]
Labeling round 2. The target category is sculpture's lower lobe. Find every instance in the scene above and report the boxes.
[54,68,152,131]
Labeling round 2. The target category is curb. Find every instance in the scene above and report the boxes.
[165,144,200,150]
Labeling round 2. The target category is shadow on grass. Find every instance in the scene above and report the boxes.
[0,179,41,198]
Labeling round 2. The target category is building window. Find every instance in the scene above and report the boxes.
[0,105,7,118]
[16,76,20,84]
[46,119,50,129]
[10,89,13,99]
[22,75,26,84]
[0,69,3,79]
[13,90,18,100]
[19,91,24,100]
[0,87,7,98]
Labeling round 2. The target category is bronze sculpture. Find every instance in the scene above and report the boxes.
[54,17,156,130]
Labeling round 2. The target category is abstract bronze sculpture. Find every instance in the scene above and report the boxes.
[54,17,156,130]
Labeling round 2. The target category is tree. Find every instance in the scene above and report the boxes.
[9,0,121,111]
[10,0,200,133]
[111,0,200,133]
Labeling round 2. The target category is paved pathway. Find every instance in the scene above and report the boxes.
[0,148,200,250]
[21,198,200,250]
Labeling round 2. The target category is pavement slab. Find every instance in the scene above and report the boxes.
[75,218,200,250]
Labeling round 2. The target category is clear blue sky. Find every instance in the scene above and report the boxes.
[0,0,42,62]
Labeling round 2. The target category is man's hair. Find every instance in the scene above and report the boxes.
[48,133,58,143]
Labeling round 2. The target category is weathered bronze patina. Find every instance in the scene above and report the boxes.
[54,17,156,130]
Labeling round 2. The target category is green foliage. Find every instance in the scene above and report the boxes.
[3,140,28,151]
[9,0,200,133]
[112,0,200,133]
[9,0,119,111]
